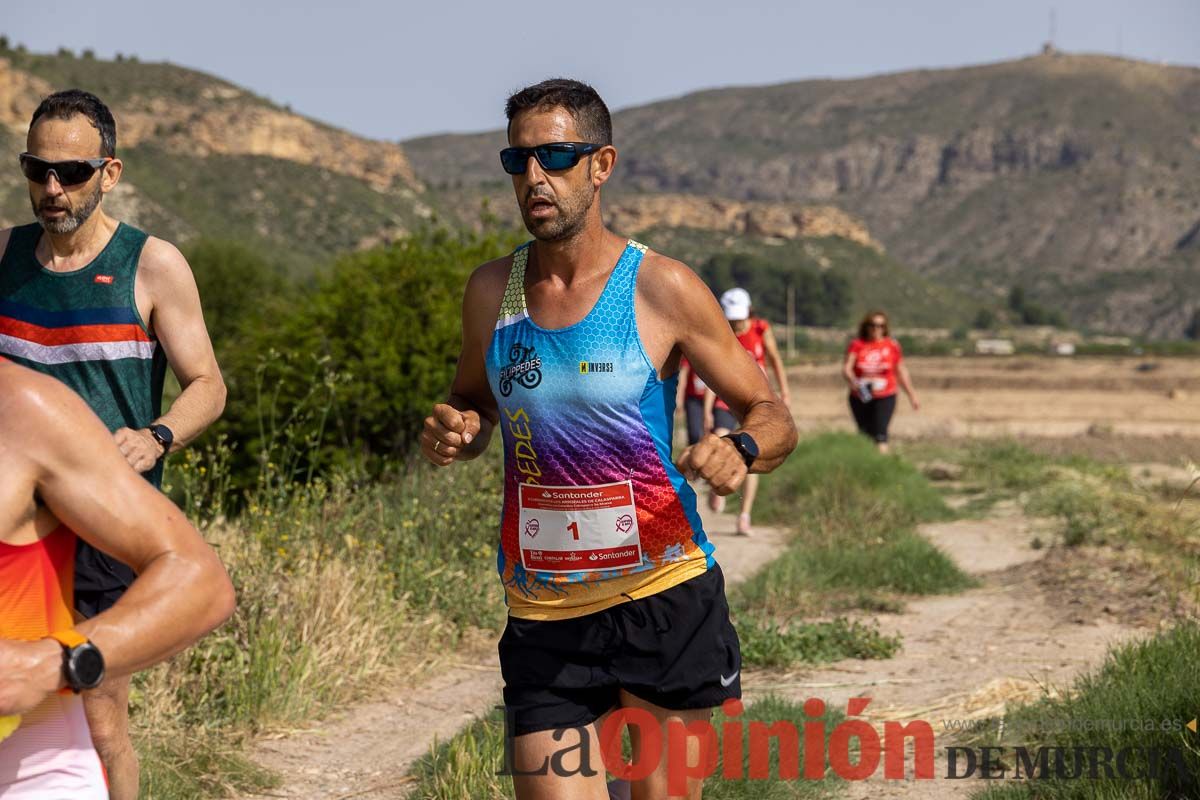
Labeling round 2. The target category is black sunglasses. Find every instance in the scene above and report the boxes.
[499,142,603,175]
[19,153,112,185]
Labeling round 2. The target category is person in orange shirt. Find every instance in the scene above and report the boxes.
[0,358,234,797]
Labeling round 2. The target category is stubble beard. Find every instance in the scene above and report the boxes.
[523,186,594,243]
[32,182,102,235]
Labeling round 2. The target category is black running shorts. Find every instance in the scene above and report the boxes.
[74,540,135,618]
[499,564,742,737]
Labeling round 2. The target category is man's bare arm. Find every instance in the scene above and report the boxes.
[118,238,226,471]
[638,255,797,483]
[10,370,234,691]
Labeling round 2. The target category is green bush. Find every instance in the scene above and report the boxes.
[215,229,522,486]
[185,239,290,352]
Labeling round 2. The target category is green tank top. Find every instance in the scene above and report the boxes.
[0,222,168,486]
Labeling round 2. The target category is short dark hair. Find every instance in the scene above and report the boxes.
[30,89,117,157]
[505,79,612,146]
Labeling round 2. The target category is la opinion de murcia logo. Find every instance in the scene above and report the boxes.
[499,343,543,397]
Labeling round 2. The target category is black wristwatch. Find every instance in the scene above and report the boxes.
[722,431,760,469]
[148,423,174,458]
[48,631,106,693]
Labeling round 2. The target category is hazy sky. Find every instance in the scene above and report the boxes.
[4,0,1197,141]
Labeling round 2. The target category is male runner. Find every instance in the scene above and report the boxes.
[0,89,226,799]
[422,79,798,800]
[0,357,235,797]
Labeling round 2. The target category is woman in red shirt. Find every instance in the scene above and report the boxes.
[842,310,919,453]
[705,288,791,535]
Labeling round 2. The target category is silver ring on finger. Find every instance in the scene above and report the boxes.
[433,440,442,453]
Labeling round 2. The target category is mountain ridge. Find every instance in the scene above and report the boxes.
[0,48,430,269]
[405,52,1200,337]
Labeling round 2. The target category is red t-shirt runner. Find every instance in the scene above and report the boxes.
[680,357,707,399]
[847,337,902,398]
[715,319,769,412]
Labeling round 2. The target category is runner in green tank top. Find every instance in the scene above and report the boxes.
[0,89,227,800]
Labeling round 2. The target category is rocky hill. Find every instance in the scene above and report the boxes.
[603,195,879,249]
[0,47,431,270]
[405,53,1200,337]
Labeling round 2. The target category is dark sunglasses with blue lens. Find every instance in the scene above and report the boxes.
[499,142,604,175]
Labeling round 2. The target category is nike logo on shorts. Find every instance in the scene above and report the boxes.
[720,670,739,687]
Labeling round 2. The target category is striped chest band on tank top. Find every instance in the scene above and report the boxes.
[0,222,168,487]
[485,240,715,622]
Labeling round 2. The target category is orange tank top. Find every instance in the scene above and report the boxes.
[0,525,106,794]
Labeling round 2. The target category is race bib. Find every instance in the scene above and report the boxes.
[518,481,642,573]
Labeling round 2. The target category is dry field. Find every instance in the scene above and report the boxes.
[790,355,1200,460]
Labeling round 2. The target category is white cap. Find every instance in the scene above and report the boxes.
[720,288,751,321]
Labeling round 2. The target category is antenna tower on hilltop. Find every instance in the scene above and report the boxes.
[1042,8,1059,56]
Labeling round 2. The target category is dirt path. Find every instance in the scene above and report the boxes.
[243,495,1156,800]
[240,504,789,800]
[741,500,1152,799]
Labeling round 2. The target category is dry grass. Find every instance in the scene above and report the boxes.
[134,456,505,797]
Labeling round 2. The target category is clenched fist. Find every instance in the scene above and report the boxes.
[421,403,482,467]
[0,638,60,717]
[675,433,748,496]
[114,427,165,473]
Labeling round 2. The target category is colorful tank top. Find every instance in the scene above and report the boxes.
[0,222,166,486]
[486,240,714,621]
[0,526,106,798]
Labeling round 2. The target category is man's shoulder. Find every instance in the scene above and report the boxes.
[636,246,704,298]
[137,235,188,272]
[135,235,195,299]
[466,251,517,298]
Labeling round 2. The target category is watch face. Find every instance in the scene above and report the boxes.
[71,645,106,689]
[738,433,760,460]
[151,424,174,448]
